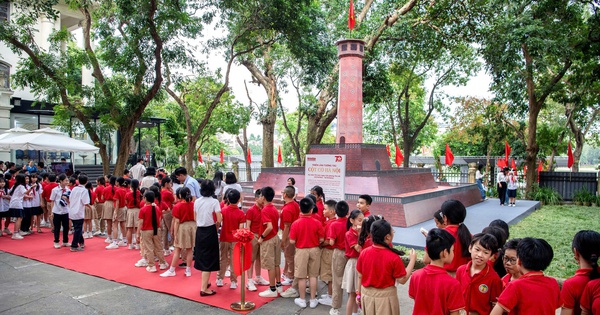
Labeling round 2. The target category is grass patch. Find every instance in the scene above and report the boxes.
[397,205,600,279]
[510,205,600,279]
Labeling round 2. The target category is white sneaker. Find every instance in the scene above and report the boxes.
[318,296,333,306]
[309,299,319,308]
[106,242,119,249]
[321,294,331,299]
[163,249,171,256]
[294,298,307,308]
[12,233,24,240]
[159,262,169,270]
[281,273,290,281]
[135,258,148,267]
[329,308,340,315]
[225,269,231,277]
[277,285,284,294]
[281,278,293,286]
[160,269,176,277]
[62,242,71,247]
[93,231,102,236]
[254,276,270,286]
[128,244,134,250]
[280,287,299,298]
[258,288,278,298]
[216,279,224,287]
[146,266,157,273]
[184,269,192,277]
[117,240,127,247]
[134,243,140,250]
[246,280,257,291]
[104,238,112,243]
[230,281,238,289]
[53,242,61,249]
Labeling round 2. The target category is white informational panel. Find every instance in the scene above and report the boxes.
[305,154,346,201]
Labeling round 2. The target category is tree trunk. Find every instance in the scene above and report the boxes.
[113,125,136,177]
[185,137,197,176]
[572,135,584,172]
[236,127,252,182]
[524,101,542,194]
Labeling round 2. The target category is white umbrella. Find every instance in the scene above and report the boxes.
[0,128,99,153]
[0,127,32,141]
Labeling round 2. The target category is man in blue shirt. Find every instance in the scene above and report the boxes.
[173,167,200,201]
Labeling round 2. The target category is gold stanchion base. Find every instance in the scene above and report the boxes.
[230,301,255,311]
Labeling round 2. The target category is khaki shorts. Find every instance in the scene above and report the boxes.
[251,234,260,261]
[117,207,127,222]
[320,248,333,281]
[260,236,281,270]
[102,201,114,220]
[126,208,140,228]
[294,247,321,278]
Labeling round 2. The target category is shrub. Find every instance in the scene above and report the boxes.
[529,184,562,205]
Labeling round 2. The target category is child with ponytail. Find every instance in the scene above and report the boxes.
[342,209,364,315]
[136,191,168,272]
[356,219,416,315]
[357,214,384,249]
[160,187,196,278]
[439,199,472,275]
[125,179,142,249]
[562,230,600,315]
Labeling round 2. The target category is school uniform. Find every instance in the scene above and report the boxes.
[281,201,300,279]
[246,204,262,260]
[138,204,166,267]
[0,189,9,218]
[501,274,513,289]
[496,271,561,315]
[456,261,503,315]
[561,268,597,315]
[94,184,105,232]
[409,264,466,315]
[30,184,43,216]
[171,201,195,249]
[20,185,33,232]
[289,214,324,278]
[315,200,325,224]
[320,218,336,282]
[69,184,90,249]
[113,186,127,222]
[8,185,26,218]
[357,245,407,315]
[84,190,95,221]
[102,185,116,220]
[580,278,600,315]
[341,228,361,293]
[218,204,245,281]
[259,203,280,271]
[327,217,349,309]
[50,186,70,244]
[444,224,471,272]
[42,182,58,218]
[125,190,142,228]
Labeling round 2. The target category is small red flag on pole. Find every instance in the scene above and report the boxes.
[537,160,543,183]
[247,148,252,164]
[219,149,224,163]
[386,144,391,157]
[510,158,516,170]
[567,142,574,169]
[277,146,282,164]
[348,0,356,30]
[197,149,203,163]
[445,144,454,165]
[505,141,511,162]
[395,144,404,167]
[145,149,150,162]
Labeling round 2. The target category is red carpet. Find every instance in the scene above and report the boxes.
[0,228,276,313]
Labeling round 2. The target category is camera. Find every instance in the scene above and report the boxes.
[59,190,71,207]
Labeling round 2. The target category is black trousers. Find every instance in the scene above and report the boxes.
[53,213,69,243]
[20,208,32,232]
[71,219,84,248]
[498,182,508,205]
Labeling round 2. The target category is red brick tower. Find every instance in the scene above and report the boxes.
[336,39,364,144]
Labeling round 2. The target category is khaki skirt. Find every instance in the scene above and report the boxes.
[361,285,399,315]
[84,205,94,220]
[174,221,196,249]
[102,200,115,220]
[341,257,359,293]
[126,207,140,228]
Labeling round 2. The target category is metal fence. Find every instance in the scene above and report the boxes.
[539,171,598,201]
[238,167,261,182]
[431,170,469,184]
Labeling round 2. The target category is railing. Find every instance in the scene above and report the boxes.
[431,171,469,184]
[540,171,598,201]
[238,167,262,182]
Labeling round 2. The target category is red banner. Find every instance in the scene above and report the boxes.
[247,148,252,164]
[197,149,203,163]
[348,0,356,30]
[219,149,224,164]
[505,141,511,162]
[277,146,282,164]
[445,144,454,166]
[567,142,574,168]
[395,144,404,167]
[232,242,253,275]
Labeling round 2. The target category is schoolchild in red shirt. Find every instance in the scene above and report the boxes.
[356,194,372,218]
[581,278,600,315]
[289,197,324,308]
[135,191,168,272]
[217,189,245,289]
[103,176,117,246]
[125,179,142,249]
[357,220,416,315]
[326,200,349,315]
[93,176,106,236]
[491,238,561,315]
[106,177,127,249]
[160,187,196,278]
[245,189,267,291]
[560,230,600,315]
[310,185,326,223]
[358,214,384,250]
[501,238,522,288]
[342,209,364,315]
[317,199,337,306]
[456,233,503,315]
[280,186,300,286]
[409,228,466,315]
[257,186,283,298]
[41,173,58,230]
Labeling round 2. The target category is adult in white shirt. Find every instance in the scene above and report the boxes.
[68,175,91,251]
[129,159,146,182]
[140,167,158,188]
[194,180,222,296]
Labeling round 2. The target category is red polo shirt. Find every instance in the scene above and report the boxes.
[444,224,471,272]
[172,201,194,223]
[260,203,279,241]
[456,261,503,315]
[103,185,115,203]
[42,182,58,202]
[161,189,175,210]
[220,204,245,242]
[138,204,162,231]
[280,201,300,230]
[322,218,336,250]
[581,279,600,315]
[95,185,105,203]
[497,271,561,315]
[327,217,347,250]
[357,245,406,289]
[113,186,127,208]
[409,264,466,315]
[363,237,373,249]
[289,214,324,248]
[125,190,142,209]
[316,199,325,217]
[501,274,513,289]
[245,204,262,234]
[345,228,360,258]
[561,268,596,315]
[362,209,371,217]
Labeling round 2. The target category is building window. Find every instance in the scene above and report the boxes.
[0,62,9,89]
[0,2,9,22]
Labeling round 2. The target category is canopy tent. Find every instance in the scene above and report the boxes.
[0,128,99,153]
[0,127,32,141]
